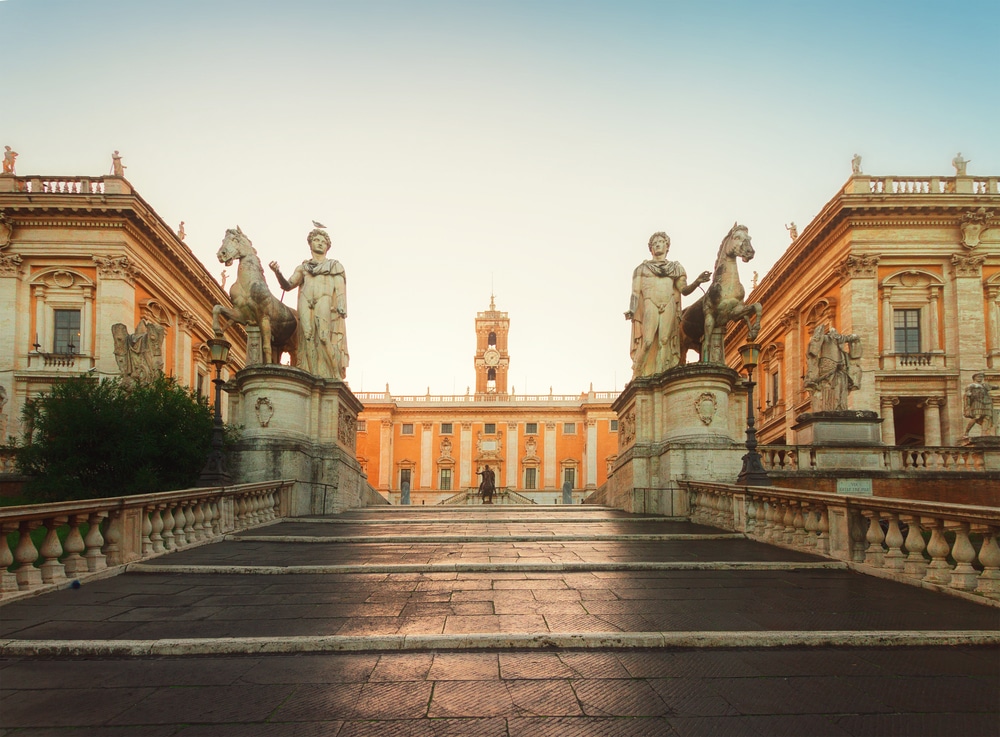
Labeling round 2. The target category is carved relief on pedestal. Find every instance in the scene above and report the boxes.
[959,207,993,249]
[93,255,141,284]
[338,405,357,450]
[618,408,636,449]
[254,397,274,427]
[952,253,986,278]
[836,254,879,280]
[694,392,718,426]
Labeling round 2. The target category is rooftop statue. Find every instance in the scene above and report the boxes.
[785,222,798,240]
[626,232,710,377]
[269,226,349,380]
[851,153,862,175]
[111,150,126,177]
[213,226,298,365]
[2,146,17,175]
[679,223,762,365]
[112,318,165,388]
[805,324,861,412]
[952,152,970,176]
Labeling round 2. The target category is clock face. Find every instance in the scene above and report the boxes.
[484,348,500,367]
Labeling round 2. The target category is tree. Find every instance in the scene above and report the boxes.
[16,375,214,501]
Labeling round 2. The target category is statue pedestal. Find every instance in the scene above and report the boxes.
[227,365,366,515]
[604,364,745,514]
[792,411,882,446]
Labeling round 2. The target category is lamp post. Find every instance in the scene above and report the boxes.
[736,341,771,486]
[199,337,232,486]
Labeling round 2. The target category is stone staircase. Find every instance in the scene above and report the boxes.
[1,504,998,734]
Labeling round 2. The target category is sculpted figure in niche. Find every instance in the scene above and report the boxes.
[626,232,710,377]
[112,319,166,388]
[270,228,349,379]
[963,372,997,438]
[805,324,861,412]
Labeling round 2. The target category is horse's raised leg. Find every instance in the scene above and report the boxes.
[701,310,716,363]
[212,304,237,337]
[260,313,272,364]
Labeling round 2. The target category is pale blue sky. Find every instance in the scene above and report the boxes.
[4,0,998,394]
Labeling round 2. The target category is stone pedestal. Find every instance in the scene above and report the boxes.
[605,364,745,514]
[227,365,366,515]
[792,410,882,446]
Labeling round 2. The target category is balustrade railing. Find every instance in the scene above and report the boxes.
[863,176,999,195]
[759,445,991,473]
[1,479,293,601]
[354,391,619,405]
[681,481,1000,602]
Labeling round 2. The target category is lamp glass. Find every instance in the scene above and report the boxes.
[208,338,231,367]
[738,342,762,372]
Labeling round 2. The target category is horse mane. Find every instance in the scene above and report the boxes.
[225,227,266,279]
[715,222,748,259]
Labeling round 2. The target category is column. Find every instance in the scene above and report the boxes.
[927,285,940,352]
[505,422,518,488]
[419,423,433,489]
[460,422,473,488]
[922,397,943,447]
[880,396,898,446]
[585,419,598,488]
[81,287,94,359]
[544,422,557,489]
[378,419,392,490]
[33,284,46,349]
[881,286,893,355]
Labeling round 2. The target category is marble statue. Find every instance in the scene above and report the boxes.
[177,221,186,240]
[963,372,997,438]
[112,319,165,387]
[805,324,861,411]
[952,152,969,176]
[785,222,798,240]
[2,146,17,175]
[851,153,862,175]
[111,150,126,177]
[627,232,710,377]
[270,226,349,379]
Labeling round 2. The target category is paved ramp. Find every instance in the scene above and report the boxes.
[2,505,998,735]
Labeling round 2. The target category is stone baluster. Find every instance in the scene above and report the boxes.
[882,514,906,571]
[38,517,68,585]
[141,508,154,556]
[193,501,206,542]
[791,503,806,546]
[815,507,831,555]
[862,511,885,567]
[104,510,125,566]
[161,505,176,551]
[265,490,277,521]
[172,504,188,548]
[754,496,767,539]
[973,526,1000,598]
[149,506,165,554]
[781,501,796,544]
[182,504,196,544]
[900,515,928,579]
[84,512,108,571]
[946,521,979,591]
[62,514,89,576]
[0,523,19,593]
[744,497,757,535]
[14,521,43,589]
[922,518,952,585]
[205,499,219,536]
[849,511,867,562]
[802,505,817,548]
[235,495,248,528]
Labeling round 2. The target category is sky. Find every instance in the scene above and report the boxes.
[3,0,998,396]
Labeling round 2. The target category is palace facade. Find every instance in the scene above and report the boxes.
[724,168,1000,448]
[0,173,245,443]
[355,298,619,505]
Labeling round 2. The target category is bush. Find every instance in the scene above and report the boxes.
[16,375,215,501]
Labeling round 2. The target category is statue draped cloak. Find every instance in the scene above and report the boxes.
[629,259,687,373]
[298,257,349,379]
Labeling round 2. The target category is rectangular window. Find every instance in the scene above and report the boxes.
[54,309,81,354]
[563,422,576,434]
[894,309,921,354]
[439,468,452,491]
[525,422,538,435]
[484,422,496,434]
[609,420,619,432]
[563,468,576,488]
[357,420,367,432]
[524,467,537,490]
[440,422,453,435]
[769,372,780,404]
[196,372,207,399]
[399,468,411,490]
[401,423,414,435]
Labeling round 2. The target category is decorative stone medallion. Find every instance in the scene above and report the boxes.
[254,397,274,427]
[695,392,718,426]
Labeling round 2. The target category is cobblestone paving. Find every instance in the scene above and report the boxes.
[1,506,998,736]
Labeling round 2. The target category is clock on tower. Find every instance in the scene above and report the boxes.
[474,295,510,396]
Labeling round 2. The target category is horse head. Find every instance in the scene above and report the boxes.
[217,225,252,267]
[721,222,755,263]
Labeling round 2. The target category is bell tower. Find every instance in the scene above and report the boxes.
[474,295,509,395]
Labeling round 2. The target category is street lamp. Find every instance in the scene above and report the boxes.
[736,341,771,487]
[199,337,232,486]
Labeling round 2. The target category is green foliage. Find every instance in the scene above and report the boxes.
[16,375,215,501]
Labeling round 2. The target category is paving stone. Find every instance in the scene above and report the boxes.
[572,679,672,717]
[508,716,680,736]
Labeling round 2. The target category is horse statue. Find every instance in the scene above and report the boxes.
[212,226,298,365]
[680,222,762,364]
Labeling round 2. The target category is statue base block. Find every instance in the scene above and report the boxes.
[227,365,366,515]
[602,364,746,514]
[793,410,882,446]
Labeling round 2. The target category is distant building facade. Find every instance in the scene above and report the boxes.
[355,298,619,504]
[0,172,245,441]
[725,169,1000,448]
